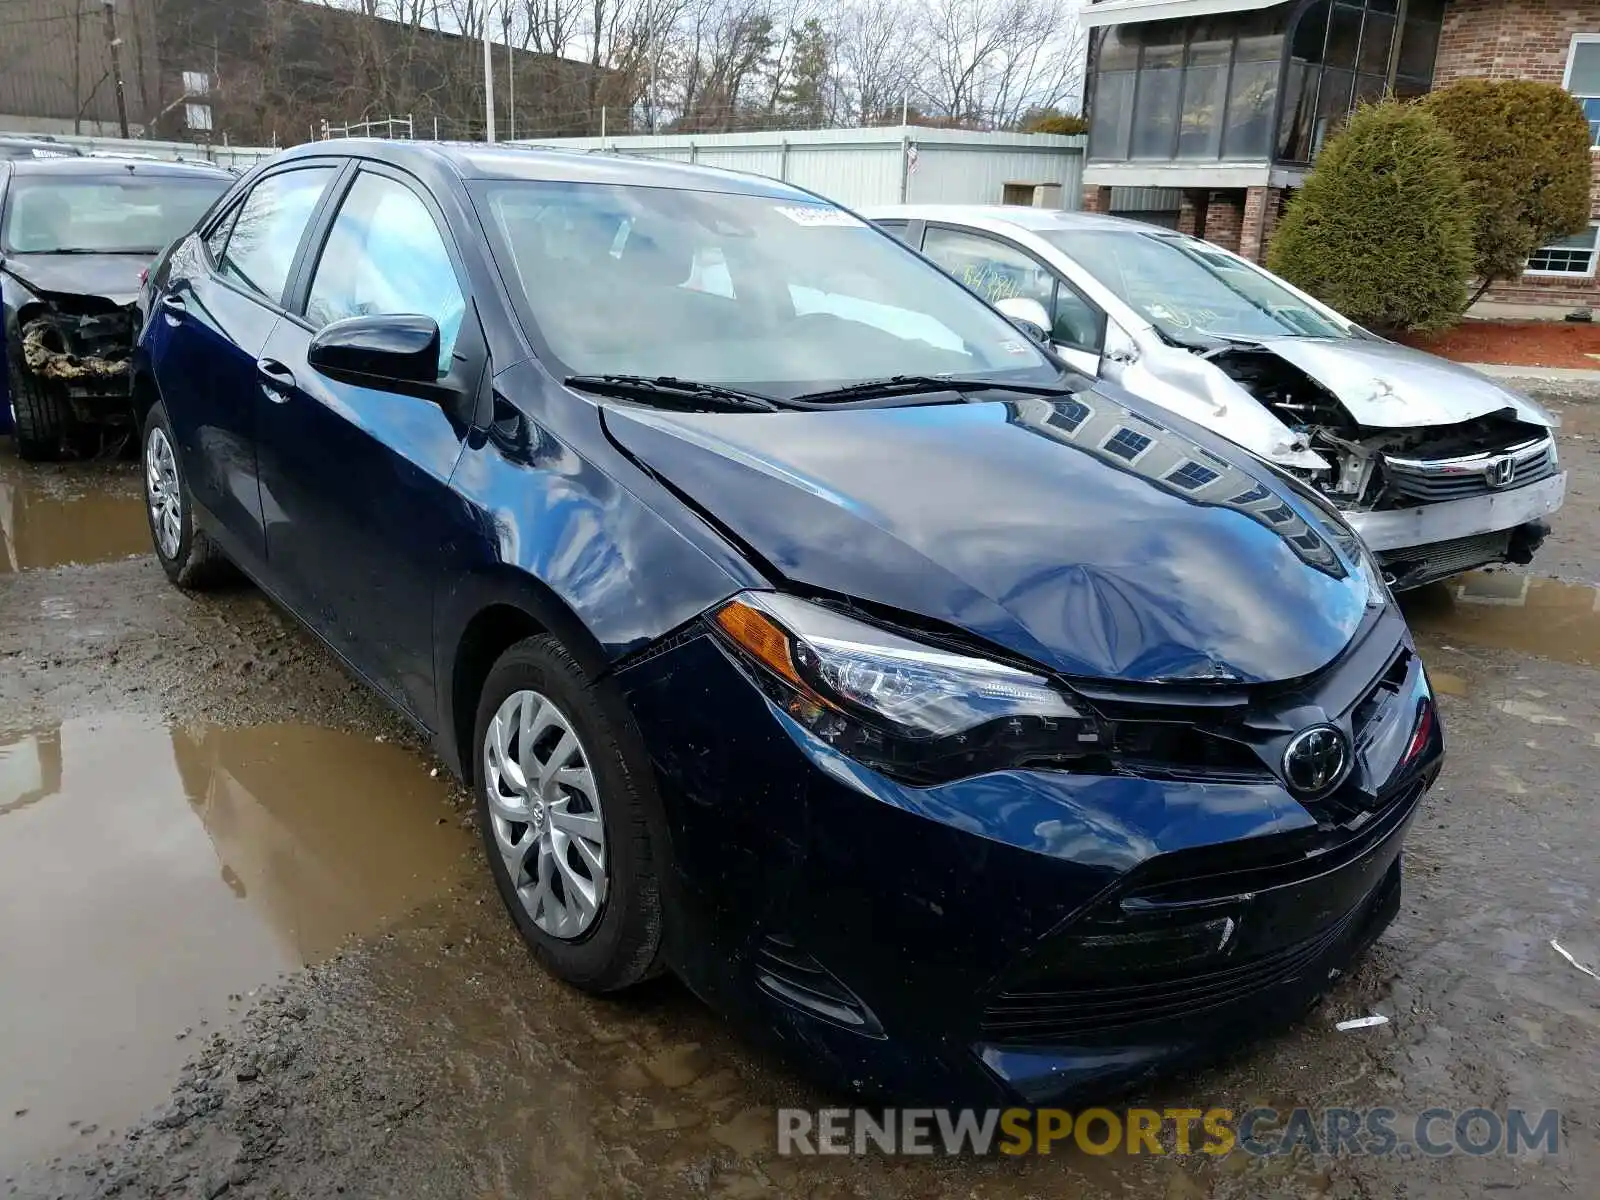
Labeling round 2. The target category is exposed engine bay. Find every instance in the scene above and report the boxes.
[6,292,139,456]
[1210,346,1556,513]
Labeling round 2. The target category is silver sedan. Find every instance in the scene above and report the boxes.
[863,205,1566,589]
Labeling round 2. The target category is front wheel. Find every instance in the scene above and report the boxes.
[142,402,235,589]
[473,634,666,991]
[7,357,72,462]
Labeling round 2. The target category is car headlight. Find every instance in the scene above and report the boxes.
[708,591,1104,784]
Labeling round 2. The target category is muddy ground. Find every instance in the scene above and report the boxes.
[3,387,1599,1199]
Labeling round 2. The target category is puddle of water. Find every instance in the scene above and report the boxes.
[0,476,151,573]
[1403,571,1600,668]
[0,714,471,1166]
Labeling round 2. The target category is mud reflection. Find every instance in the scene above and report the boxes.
[0,714,470,1165]
[1403,570,1600,668]
[0,475,150,572]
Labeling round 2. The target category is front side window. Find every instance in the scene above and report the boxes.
[478,182,1062,395]
[1526,223,1599,277]
[219,167,337,304]
[0,173,228,255]
[306,172,467,373]
[1047,229,1349,344]
[922,227,1105,354]
[1565,35,1600,147]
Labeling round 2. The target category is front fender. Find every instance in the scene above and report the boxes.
[433,360,766,773]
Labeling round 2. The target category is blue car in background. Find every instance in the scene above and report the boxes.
[134,141,1443,1103]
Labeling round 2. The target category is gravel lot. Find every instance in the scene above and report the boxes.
[3,385,1598,1199]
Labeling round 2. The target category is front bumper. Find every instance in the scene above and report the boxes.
[1345,472,1565,555]
[615,610,1442,1104]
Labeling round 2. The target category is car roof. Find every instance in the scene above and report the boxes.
[862,204,1168,235]
[5,155,229,178]
[270,138,819,201]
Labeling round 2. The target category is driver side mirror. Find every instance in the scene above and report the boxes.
[308,314,443,397]
[994,297,1052,348]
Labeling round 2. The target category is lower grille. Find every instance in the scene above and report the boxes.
[980,903,1364,1043]
[1378,530,1511,588]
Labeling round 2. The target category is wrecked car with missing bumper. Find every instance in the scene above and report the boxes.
[1,156,229,459]
[866,206,1565,589]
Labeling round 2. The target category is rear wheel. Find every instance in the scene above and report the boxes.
[6,355,72,462]
[473,635,666,992]
[142,401,235,589]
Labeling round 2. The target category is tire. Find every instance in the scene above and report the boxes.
[473,634,666,992]
[142,401,236,589]
[6,354,72,462]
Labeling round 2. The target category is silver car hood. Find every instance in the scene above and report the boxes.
[1253,337,1553,430]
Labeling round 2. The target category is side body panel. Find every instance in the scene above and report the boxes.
[142,233,279,567]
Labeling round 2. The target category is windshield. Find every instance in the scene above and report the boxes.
[1,174,228,255]
[1044,230,1351,344]
[476,181,1062,396]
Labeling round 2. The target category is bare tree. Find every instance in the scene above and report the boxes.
[833,0,921,124]
[913,0,1085,127]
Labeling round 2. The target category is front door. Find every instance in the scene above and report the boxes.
[149,165,341,567]
[255,167,477,723]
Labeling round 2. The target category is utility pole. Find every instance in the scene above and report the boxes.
[506,18,515,140]
[102,0,131,139]
[481,0,497,143]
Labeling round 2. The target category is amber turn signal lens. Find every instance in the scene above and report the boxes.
[714,600,805,688]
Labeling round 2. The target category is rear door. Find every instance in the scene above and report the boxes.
[254,164,480,722]
[919,224,1107,377]
[146,163,341,568]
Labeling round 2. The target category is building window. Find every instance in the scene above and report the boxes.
[1047,398,1093,436]
[1104,426,1154,462]
[1230,484,1271,506]
[1089,10,1294,164]
[1275,0,1445,164]
[1564,35,1600,148]
[182,70,211,97]
[1167,461,1221,491]
[1526,223,1600,277]
[185,103,213,132]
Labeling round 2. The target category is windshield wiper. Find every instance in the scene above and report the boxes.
[791,374,1080,405]
[565,374,782,413]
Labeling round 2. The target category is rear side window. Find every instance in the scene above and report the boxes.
[304,172,466,374]
[218,167,337,305]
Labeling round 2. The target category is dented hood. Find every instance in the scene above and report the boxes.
[604,392,1372,685]
[1,252,146,308]
[1253,337,1552,430]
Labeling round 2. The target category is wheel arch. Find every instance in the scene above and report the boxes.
[436,568,612,786]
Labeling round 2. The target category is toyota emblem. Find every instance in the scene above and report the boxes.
[1282,725,1351,796]
[1486,456,1517,489]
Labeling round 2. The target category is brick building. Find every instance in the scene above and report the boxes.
[1080,0,1600,315]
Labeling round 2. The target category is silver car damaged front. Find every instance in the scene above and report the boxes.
[1095,272,1564,591]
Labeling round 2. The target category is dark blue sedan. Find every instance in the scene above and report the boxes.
[134,141,1443,1104]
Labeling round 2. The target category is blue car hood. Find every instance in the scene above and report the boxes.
[603,392,1372,685]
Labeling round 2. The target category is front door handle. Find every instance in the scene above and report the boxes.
[160,294,187,324]
[257,357,297,403]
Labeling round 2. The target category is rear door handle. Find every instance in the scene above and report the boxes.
[257,357,296,403]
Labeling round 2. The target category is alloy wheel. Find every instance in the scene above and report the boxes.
[145,426,182,560]
[483,688,609,940]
